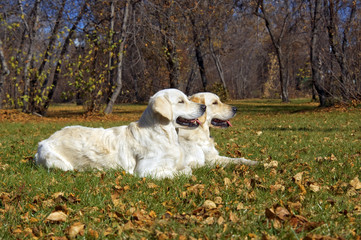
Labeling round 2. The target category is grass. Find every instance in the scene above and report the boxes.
[0,99,360,239]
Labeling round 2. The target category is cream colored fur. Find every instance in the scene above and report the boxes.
[35,89,205,179]
[179,92,258,168]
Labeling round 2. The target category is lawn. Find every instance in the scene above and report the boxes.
[0,99,360,239]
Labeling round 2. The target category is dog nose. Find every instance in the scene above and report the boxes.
[232,107,237,113]
[200,104,206,112]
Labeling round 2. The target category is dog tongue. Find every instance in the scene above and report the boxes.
[227,120,232,127]
[191,119,202,125]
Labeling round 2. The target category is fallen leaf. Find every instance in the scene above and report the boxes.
[203,200,217,210]
[350,177,361,190]
[274,206,291,221]
[309,183,320,192]
[229,211,239,223]
[217,216,225,225]
[264,161,278,169]
[224,177,231,187]
[270,184,285,193]
[66,222,85,239]
[214,196,222,204]
[147,182,158,189]
[203,216,215,225]
[45,211,67,223]
[88,228,99,238]
[293,172,304,182]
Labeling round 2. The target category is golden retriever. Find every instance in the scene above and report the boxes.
[179,92,258,168]
[35,89,206,179]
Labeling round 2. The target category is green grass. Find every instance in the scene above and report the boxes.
[0,100,360,239]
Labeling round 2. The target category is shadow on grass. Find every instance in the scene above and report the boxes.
[233,102,318,115]
[261,126,340,132]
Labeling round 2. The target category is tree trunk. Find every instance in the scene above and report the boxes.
[165,38,180,88]
[190,16,207,91]
[0,39,10,108]
[277,49,289,102]
[254,0,291,102]
[22,0,41,113]
[40,1,88,115]
[104,0,131,114]
[209,36,227,92]
[326,0,355,101]
[107,0,115,99]
[39,0,67,95]
[309,0,330,107]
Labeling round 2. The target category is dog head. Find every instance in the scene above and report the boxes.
[148,89,206,128]
[189,92,236,128]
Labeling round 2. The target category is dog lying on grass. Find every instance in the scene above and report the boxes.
[179,92,258,168]
[35,89,206,179]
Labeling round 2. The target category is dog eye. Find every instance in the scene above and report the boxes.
[178,100,185,104]
[213,101,218,105]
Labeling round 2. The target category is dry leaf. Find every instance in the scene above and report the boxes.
[270,184,285,193]
[66,222,85,239]
[203,200,217,210]
[293,172,304,182]
[264,161,278,169]
[224,177,231,187]
[147,182,158,189]
[274,206,291,221]
[350,177,361,190]
[88,228,99,238]
[309,183,320,192]
[214,196,222,204]
[204,216,215,225]
[229,211,239,223]
[217,216,225,225]
[45,211,67,223]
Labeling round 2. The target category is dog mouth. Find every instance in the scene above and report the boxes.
[176,117,201,128]
[211,118,232,128]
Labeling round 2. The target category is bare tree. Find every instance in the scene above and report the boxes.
[21,0,41,112]
[309,0,330,106]
[254,0,304,102]
[104,0,131,114]
[0,39,10,108]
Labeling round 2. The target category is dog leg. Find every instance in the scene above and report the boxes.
[35,144,74,171]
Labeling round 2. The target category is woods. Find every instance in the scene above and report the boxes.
[0,0,360,114]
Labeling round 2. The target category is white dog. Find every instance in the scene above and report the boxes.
[35,89,206,179]
[179,92,258,168]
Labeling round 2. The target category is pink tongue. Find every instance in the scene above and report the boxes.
[191,119,202,125]
[227,120,232,127]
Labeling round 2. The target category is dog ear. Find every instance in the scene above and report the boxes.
[189,95,205,105]
[152,96,172,121]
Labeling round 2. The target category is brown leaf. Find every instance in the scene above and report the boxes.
[187,184,205,196]
[45,211,67,223]
[66,222,85,239]
[270,184,285,193]
[304,234,342,240]
[203,216,215,225]
[217,216,225,225]
[309,183,321,192]
[229,211,239,223]
[224,177,232,187]
[88,228,99,239]
[350,177,361,190]
[264,160,278,169]
[274,206,291,221]
[147,182,159,189]
[203,200,217,210]
[293,172,304,182]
